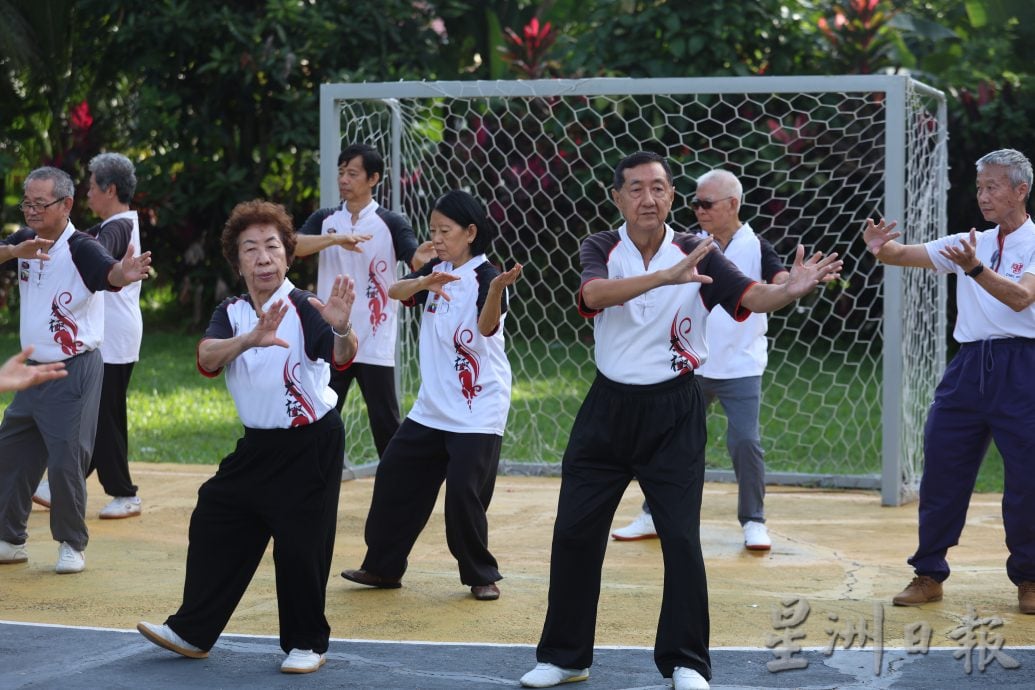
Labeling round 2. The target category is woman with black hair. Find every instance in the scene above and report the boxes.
[341,190,521,601]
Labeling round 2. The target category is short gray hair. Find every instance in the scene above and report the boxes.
[25,166,74,200]
[976,149,1033,199]
[89,153,137,204]
[696,169,743,202]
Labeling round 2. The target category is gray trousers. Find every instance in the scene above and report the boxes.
[642,375,765,525]
[0,349,102,552]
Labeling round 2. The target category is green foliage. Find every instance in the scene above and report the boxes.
[556,0,821,77]
[1,0,473,327]
[0,330,1005,492]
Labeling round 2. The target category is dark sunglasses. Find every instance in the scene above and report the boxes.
[690,196,734,211]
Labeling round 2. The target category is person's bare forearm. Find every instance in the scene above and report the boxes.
[197,334,256,372]
[581,273,667,310]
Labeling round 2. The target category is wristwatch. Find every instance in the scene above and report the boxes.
[965,263,984,278]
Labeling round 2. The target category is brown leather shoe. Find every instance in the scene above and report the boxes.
[892,575,943,606]
[471,583,500,601]
[341,568,401,589]
[1019,582,1035,614]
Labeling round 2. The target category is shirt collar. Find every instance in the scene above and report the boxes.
[260,277,296,312]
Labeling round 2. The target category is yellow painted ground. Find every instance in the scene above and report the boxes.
[2,463,1033,651]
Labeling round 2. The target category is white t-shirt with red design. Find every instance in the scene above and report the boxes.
[299,199,417,367]
[402,255,512,436]
[577,224,755,385]
[198,279,351,429]
[4,222,117,363]
[925,217,1035,342]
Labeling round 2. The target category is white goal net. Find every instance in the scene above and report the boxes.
[320,76,947,505]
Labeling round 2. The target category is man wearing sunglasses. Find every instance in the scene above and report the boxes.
[0,166,151,575]
[520,152,841,690]
[612,169,787,551]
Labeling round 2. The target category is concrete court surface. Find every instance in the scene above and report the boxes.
[1,462,1033,688]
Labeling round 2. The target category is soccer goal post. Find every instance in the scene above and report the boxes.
[319,75,947,506]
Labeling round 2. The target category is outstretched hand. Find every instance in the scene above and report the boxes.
[413,241,436,268]
[110,243,153,286]
[250,299,290,349]
[783,245,843,298]
[863,218,901,256]
[490,263,523,290]
[937,228,981,272]
[335,233,372,253]
[422,271,462,301]
[661,236,715,286]
[0,346,66,392]
[308,275,357,332]
[15,237,55,261]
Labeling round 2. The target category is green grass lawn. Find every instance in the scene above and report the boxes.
[0,331,1005,492]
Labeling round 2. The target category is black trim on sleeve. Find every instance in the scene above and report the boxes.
[298,207,335,236]
[1,227,35,271]
[92,218,134,259]
[474,261,505,317]
[68,231,119,292]
[759,237,788,283]
[377,207,419,266]
[400,258,440,307]
[288,288,335,364]
[203,296,240,341]
[680,234,753,317]
[577,231,621,316]
[197,296,241,377]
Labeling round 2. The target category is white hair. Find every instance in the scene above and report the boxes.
[976,149,1033,199]
[25,166,74,199]
[695,169,743,202]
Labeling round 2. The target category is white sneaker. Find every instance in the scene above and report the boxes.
[0,540,29,564]
[136,621,208,658]
[281,648,326,674]
[520,662,589,687]
[673,666,710,689]
[743,520,771,551]
[32,480,51,509]
[611,510,657,541]
[99,496,142,519]
[55,542,85,574]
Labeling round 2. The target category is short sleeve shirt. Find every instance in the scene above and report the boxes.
[401,255,512,436]
[88,210,143,363]
[925,217,1035,342]
[578,224,755,384]
[298,199,417,366]
[198,278,347,429]
[696,223,787,379]
[3,223,117,362]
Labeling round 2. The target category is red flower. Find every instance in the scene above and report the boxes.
[70,101,93,134]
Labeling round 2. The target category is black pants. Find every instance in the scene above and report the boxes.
[88,362,137,497]
[361,419,502,586]
[165,412,344,654]
[535,372,711,680]
[330,363,400,459]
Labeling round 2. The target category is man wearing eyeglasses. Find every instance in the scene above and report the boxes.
[520,152,841,690]
[612,169,787,551]
[0,166,151,575]
[866,148,1035,616]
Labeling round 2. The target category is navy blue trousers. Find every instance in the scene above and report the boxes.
[910,338,1035,585]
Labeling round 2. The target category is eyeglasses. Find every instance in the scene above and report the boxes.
[690,196,734,211]
[19,197,68,213]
